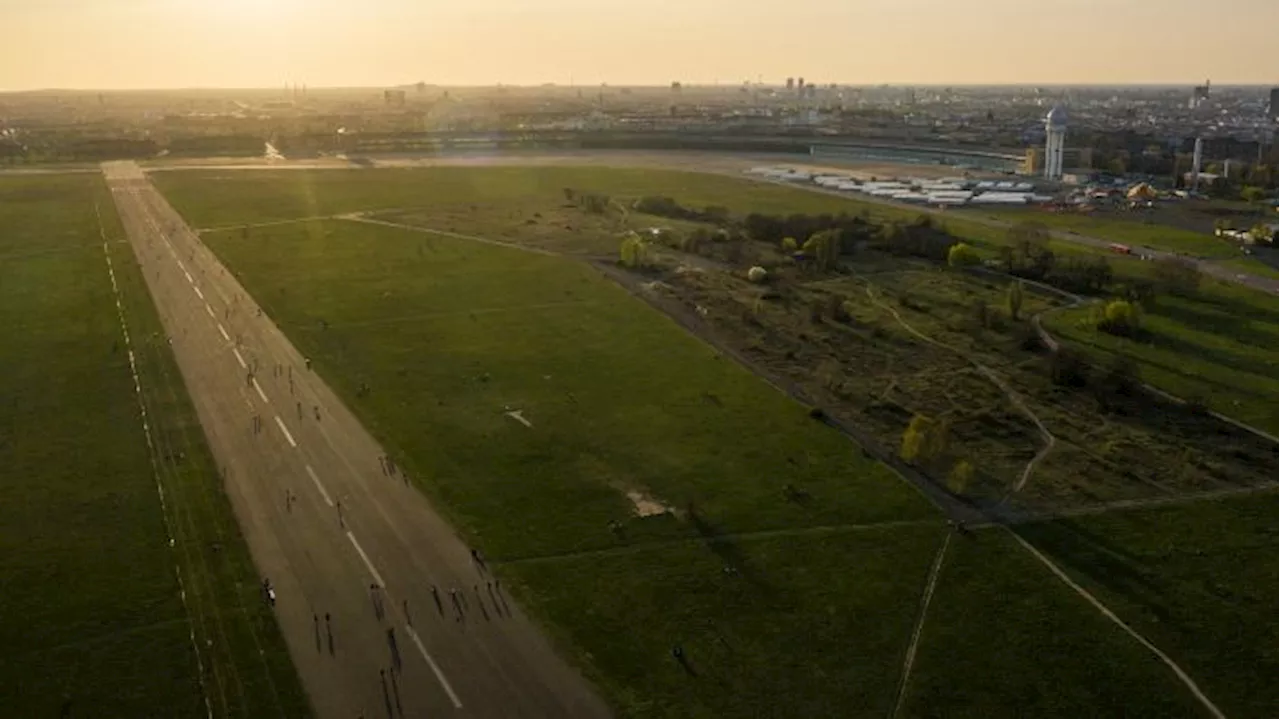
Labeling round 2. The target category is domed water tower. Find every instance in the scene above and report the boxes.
[1043,105,1067,180]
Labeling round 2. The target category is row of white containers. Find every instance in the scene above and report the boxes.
[746,167,1050,206]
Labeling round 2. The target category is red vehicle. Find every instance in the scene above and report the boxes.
[1108,243,1132,255]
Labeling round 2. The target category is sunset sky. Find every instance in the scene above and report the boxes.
[2,0,1277,89]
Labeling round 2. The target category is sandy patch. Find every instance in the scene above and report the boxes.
[625,489,672,517]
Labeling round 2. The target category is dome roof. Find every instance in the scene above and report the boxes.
[1046,105,1068,127]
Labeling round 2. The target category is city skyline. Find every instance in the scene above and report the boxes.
[1,0,1277,90]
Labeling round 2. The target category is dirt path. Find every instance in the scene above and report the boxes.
[1007,528,1228,719]
[891,532,952,718]
[860,282,1057,496]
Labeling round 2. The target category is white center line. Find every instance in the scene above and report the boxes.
[176,259,187,273]
[232,348,248,369]
[304,465,334,507]
[404,624,464,708]
[252,378,269,404]
[204,304,215,319]
[273,415,297,447]
[194,286,205,300]
[217,324,230,342]
[345,531,387,588]
[183,271,194,284]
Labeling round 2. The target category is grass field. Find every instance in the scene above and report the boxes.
[1019,492,1278,719]
[0,174,307,717]
[961,206,1240,259]
[155,165,1274,717]
[1043,278,1278,432]
[901,528,1210,719]
[204,219,936,558]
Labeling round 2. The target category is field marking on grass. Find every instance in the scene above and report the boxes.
[501,518,941,565]
[232,347,248,369]
[197,214,348,234]
[96,203,216,719]
[1008,528,1227,719]
[217,323,231,342]
[252,378,270,404]
[892,532,952,719]
[273,415,297,448]
[344,531,386,588]
[343,215,559,256]
[300,300,598,330]
[1002,481,1280,525]
[863,282,1056,494]
[404,624,464,709]
[304,465,335,507]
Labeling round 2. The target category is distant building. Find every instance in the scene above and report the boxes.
[384,90,406,106]
[1023,146,1092,175]
[1269,87,1278,121]
[1189,79,1210,109]
[1042,105,1068,180]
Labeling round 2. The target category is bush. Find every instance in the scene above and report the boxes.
[947,242,981,267]
[619,233,651,269]
[781,236,798,252]
[747,266,768,283]
[1048,348,1089,387]
[947,460,975,494]
[1098,299,1140,337]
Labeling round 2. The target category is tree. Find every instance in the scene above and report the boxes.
[1107,156,1127,175]
[900,414,948,465]
[1241,185,1266,203]
[1006,222,1054,278]
[1098,299,1140,337]
[947,460,975,494]
[803,229,840,272]
[1007,280,1024,321]
[1151,257,1200,296]
[781,236,798,253]
[618,233,650,269]
[900,415,930,463]
[947,242,981,267]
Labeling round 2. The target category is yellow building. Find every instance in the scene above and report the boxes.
[1023,147,1094,175]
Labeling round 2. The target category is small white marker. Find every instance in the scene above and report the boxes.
[273,415,297,447]
[405,624,463,708]
[345,531,387,589]
[305,465,334,507]
[217,324,230,342]
[232,348,247,369]
[252,378,269,404]
[194,286,205,300]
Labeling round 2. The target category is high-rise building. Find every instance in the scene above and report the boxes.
[785,77,794,91]
[1268,88,1278,121]
[1043,106,1067,180]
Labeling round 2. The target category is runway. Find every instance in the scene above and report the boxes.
[102,160,611,719]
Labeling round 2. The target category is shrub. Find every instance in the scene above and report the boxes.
[947,242,981,267]
[747,266,768,283]
[1098,299,1140,337]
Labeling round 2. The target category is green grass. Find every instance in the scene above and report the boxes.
[507,524,946,718]
[156,165,1272,716]
[901,529,1209,718]
[1044,281,1278,432]
[205,219,935,560]
[1213,255,1280,279]
[963,206,1238,259]
[0,174,307,717]
[1019,493,1278,719]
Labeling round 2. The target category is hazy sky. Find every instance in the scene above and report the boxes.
[2,0,1277,89]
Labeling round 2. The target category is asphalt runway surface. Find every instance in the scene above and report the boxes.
[103,161,611,719]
